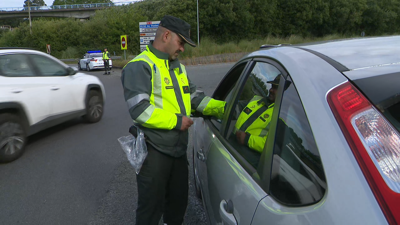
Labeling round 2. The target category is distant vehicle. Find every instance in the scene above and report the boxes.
[78,50,112,72]
[192,36,400,224]
[0,48,105,163]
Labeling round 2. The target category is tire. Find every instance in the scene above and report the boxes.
[78,62,82,71]
[0,113,27,163]
[86,63,91,72]
[83,90,104,123]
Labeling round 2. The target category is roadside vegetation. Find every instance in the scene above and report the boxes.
[0,0,399,64]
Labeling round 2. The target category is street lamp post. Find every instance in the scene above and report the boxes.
[197,0,199,46]
[28,0,32,35]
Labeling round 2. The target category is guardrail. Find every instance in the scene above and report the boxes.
[0,1,141,12]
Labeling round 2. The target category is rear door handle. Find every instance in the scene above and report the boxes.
[220,199,237,225]
[11,89,23,93]
[197,150,205,162]
[51,86,60,90]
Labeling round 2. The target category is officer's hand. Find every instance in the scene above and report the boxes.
[180,116,194,131]
[236,131,246,145]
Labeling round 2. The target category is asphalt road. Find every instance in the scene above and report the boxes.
[0,62,234,225]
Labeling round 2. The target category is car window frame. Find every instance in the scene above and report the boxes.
[206,56,290,186]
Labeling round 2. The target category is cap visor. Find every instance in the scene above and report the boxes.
[178,34,197,47]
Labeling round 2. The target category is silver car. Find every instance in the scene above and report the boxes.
[191,36,400,225]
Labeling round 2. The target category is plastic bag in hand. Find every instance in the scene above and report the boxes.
[117,125,147,174]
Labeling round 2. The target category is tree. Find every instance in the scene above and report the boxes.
[52,0,113,5]
[23,0,46,7]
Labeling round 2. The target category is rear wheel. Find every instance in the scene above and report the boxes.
[78,62,82,71]
[83,90,104,123]
[0,113,27,163]
[86,63,91,72]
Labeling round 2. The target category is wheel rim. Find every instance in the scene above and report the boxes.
[0,122,24,156]
[86,64,90,71]
[88,96,103,119]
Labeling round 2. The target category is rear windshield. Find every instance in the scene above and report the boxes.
[90,53,103,58]
[352,72,400,132]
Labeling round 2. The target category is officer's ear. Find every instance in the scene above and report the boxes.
[163,30,171,42]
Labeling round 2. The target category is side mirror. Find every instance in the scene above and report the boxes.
[67,67,77,75]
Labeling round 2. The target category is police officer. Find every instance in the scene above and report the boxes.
[121,15,225,225]
[235,75,281,152]
[102,48,110,75]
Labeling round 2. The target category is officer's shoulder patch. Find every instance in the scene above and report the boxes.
[243,107,252,115]
[182,86,190,94]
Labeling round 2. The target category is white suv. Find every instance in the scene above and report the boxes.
[0,49,106,163]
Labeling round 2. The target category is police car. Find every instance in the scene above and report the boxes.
[78,50,112,71]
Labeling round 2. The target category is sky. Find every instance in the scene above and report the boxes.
[0,0,135,8]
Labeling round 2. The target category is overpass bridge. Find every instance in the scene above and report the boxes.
[0,1,141,19]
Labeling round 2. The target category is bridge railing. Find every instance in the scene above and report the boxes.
[25,3,113,11]
[0,1,140,12]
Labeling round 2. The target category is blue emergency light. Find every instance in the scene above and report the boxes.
[87,50,102,53]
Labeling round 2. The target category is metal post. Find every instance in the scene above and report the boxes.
[124,50,126,60]
[28,0,32,35]
[197,0,199,46]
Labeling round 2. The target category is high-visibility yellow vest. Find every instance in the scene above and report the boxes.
[103,51,110,60]
[125,47,191,129]
[234,95,274,152]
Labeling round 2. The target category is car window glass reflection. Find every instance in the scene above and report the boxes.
[0,54,35,77]
[227,62,281,168]
[270,77,326,206]
[30,54,67,76]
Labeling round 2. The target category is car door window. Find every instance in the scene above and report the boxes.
[269,76,326,206]
[225,62,281,168]
[30,54,68,76]
[208,62,248,131]
[0,54,35,77]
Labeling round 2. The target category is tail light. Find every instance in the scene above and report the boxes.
[90,58,97,62]
[328,81,400,224]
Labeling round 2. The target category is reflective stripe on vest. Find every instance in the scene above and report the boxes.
[235,96,274,137]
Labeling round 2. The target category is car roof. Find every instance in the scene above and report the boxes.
[298,36,400,72]
[0,48,45,55]
[257,36,400,72]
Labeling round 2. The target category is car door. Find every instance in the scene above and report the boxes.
[0,53,50,127]
[29,54,83,117]
[80,53,89,69]
[194,59,289,224]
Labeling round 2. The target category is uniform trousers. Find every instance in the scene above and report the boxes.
[104,59,110,73]
[136,143,189,225]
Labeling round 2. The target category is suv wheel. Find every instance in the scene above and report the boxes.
[86,63,91,72]
[83,90,103,123]
[0,113,26,163]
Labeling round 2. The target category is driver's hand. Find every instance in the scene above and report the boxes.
[236,130,246,145]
